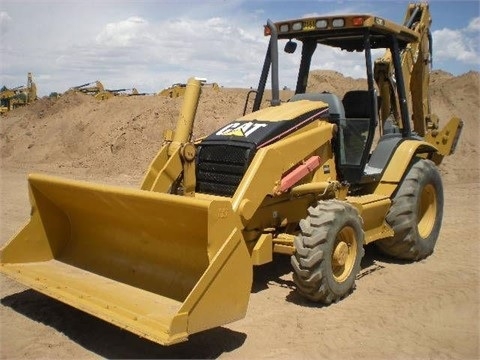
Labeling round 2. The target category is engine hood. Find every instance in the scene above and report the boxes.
[202,100,328,148]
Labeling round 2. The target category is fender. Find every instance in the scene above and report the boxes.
[374,139,437,197]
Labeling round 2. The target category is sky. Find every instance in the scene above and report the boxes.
[1,0,479,96]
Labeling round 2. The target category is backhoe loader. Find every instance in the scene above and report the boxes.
[68,80,105,96]
[158,79,220,98]
[0,72,37,113]
[68,82,143,100]
[0,3,462,345]
[95,87,142,100]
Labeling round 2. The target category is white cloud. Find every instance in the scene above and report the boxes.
[0,11,12,37]
[302,6,362,19]
[467,17,480,32]
[96,16,151,47]
[40,14,269,94]
[433,17,480,65]
[2,2,478,97]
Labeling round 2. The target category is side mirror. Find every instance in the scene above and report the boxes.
[284,40,297,54]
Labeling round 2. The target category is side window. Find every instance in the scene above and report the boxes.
[343,119,370,165]
[341,90,373,166]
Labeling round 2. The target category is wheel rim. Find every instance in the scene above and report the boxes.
[332,226,357,283]
[418,183,437,239]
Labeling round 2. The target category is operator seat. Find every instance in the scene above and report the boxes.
[290,92,345,121]
[342,90,372,119]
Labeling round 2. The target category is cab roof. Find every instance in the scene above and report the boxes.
[273,14,419,51]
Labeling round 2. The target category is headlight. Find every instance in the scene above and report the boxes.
[316,19,328,29]
[279,24,289,33]
[332,18,345,27]
[292,21,303,31]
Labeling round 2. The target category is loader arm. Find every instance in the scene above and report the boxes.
[141,77,202,194]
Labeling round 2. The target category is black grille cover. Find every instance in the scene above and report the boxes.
[196,107,328,197]
[196,141,255,197]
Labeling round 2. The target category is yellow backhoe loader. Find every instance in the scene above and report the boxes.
[0,72,37,113]
[0,87,18,113]
[68,82,142,100]
[68,80,105,94]
[158,79,220,98]
[68,80,106,98]
[0,3,462,345]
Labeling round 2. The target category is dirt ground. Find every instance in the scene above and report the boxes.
[0,70,479,359]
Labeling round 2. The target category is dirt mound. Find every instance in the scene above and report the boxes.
[1,71,478,183]
[307,69,367,96]
[430,70,479,183]
[0,88,252,177]
[0,71,479,359]
[2,92,174,176]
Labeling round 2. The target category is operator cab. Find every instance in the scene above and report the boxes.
[253,13,419,184]
[291,89,378,182]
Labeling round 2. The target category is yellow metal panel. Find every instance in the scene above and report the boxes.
[141,144,169,190]
[273,244,295,255]
[374,140,436,197]
[347,194,393,244]
[240,100,328,122]
[273,233,295,255]
[1,260,188,345]
[181,227,252,334]
[232,122,335,214]
[251,233,273,265]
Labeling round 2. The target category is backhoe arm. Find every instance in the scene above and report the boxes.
[374,3,436,136]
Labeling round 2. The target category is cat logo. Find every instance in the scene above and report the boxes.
[223,128,245,137]
[216,121,268,137]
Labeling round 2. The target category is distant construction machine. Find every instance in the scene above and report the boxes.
[68,81,143,100]
[158,79,219,98]
[0,73,37,113]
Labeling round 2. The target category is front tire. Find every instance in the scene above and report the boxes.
[376,159,444,260]
[291,200,364,304]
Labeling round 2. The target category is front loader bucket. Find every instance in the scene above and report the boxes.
[0,174,252,345]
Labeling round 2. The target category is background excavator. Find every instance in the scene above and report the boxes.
[67,81,141,100]
[158,79,220,98]
[0,3,462,345]
[0,72,37,113]
[68,80,105,96]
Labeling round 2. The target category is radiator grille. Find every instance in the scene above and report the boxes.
[196,144,254,197]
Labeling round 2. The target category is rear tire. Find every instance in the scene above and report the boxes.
[376,159,444,260]
[291,200,364,304]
